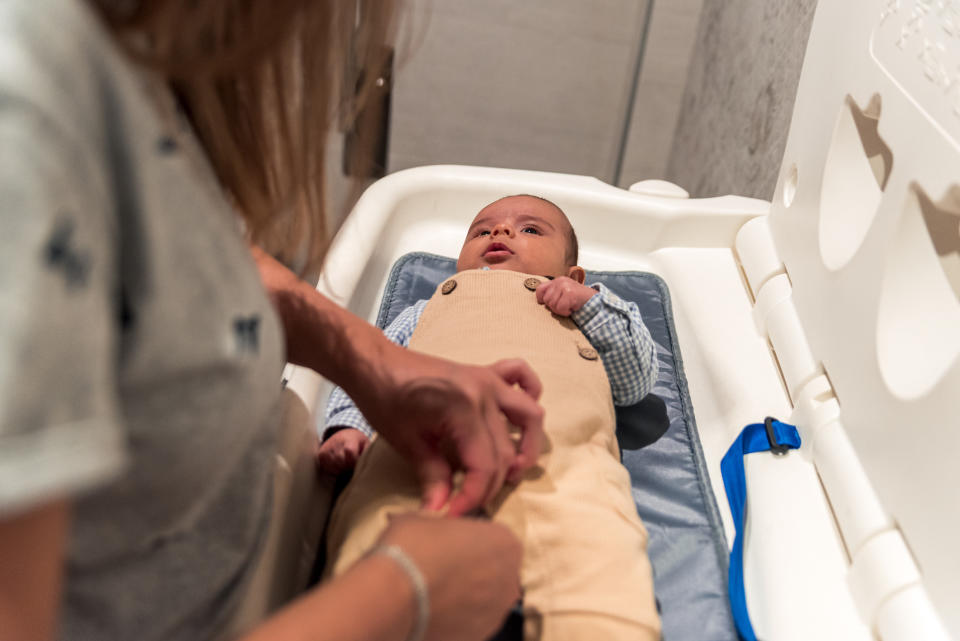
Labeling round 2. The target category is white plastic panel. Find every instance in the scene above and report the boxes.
[743,452,871,641]
[735,216,785,298]
[876,584,952,641]
[790,375,841,458]
[768,0,960,633]
[753,273,792,337]
[877,184,960,399]
[761,286,822,402]
[848,530,921,629]
[812,420,893,556]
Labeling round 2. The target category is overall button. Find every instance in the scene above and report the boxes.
[578,346,599,361]
[441,279,457,295]
[523,277,541,291]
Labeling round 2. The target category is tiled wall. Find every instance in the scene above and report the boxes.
[666,0,819,199]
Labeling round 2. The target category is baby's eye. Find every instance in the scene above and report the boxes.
[477,230,491,237]
[521,227,541,235]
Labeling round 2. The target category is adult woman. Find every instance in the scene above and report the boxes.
[0,1,544,640]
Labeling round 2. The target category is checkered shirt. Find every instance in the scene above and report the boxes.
[322,283,659,439]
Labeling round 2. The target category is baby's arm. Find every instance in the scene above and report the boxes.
[569,283,659,406]
[318,300,429,472]
[535,277,658,406]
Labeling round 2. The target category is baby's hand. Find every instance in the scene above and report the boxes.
[316,428,369,474]
[535,277,597,316]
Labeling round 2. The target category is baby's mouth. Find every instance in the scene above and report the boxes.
[484,242,513,258]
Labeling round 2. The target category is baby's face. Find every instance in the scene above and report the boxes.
[456,196,572,277]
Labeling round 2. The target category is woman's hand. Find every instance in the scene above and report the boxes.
[354,349,544,516]
[252,247,545,517]
[241,513,522,641]
[378,514,522,641]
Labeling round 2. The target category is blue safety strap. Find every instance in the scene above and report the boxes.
[720,417,801,641]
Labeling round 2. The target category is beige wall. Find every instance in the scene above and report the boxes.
[326,0,818,209]
[617,0,704,187]
[387,0,652,182]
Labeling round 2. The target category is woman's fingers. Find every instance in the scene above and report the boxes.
[485,395,517,501]
[364,349,546,516]
[446,466,493,517]
[485,360,545,485]
[490,358,542,401]
[443,361,543,515]
[416,453,453,512]
[444,423,497,516]
[445,398,508,516]
[493,382,545,481]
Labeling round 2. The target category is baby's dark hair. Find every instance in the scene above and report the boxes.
[511,194,579,265]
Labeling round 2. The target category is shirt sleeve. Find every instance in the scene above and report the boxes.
[570,283,659,406]
[322,299,429,440]
[0,42,126,515]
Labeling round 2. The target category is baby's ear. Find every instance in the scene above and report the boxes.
[567,266,586,284]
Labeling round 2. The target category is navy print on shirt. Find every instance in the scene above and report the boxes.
[44,218,91,288]
[234,315,261,354]
[156,134,178,154]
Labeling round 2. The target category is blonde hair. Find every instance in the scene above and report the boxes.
[92,0,397,273]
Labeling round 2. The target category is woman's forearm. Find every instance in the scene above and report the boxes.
[239,554,415,641]
[0,500,69,641]
[272,271,390,386]
[252,247,395,395]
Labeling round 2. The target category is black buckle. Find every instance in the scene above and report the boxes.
[764,416,790,456]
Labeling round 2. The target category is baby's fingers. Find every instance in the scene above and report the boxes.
[543,287,563,311]
[535,281,553,305]
[343,438,365,465]
[553,299,570,316]
[490,358,543,401]
[316,447,346,474]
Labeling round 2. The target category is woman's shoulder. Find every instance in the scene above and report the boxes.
[0,0,125,144]
[0,0,111,77]
[5,0,116,42]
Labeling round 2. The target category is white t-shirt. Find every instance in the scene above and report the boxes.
[0,0,286,638]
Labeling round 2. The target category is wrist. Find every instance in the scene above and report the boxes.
[362,550,421,641]
[368,545,429,641]
[571,285,602,324]
[577,283,599,306]
[247,541,421,641]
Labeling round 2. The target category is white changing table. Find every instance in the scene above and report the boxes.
[252,0,959,639]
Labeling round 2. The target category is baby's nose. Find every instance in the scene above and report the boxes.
[492,223,514,237]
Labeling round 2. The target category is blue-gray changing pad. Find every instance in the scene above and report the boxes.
[376,253,736,641]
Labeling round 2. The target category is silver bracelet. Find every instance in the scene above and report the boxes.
[370,544,430,641]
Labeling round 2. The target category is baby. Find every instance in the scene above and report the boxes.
[321,195,661,640]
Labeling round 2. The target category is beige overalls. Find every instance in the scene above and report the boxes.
[325,269,660,640]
